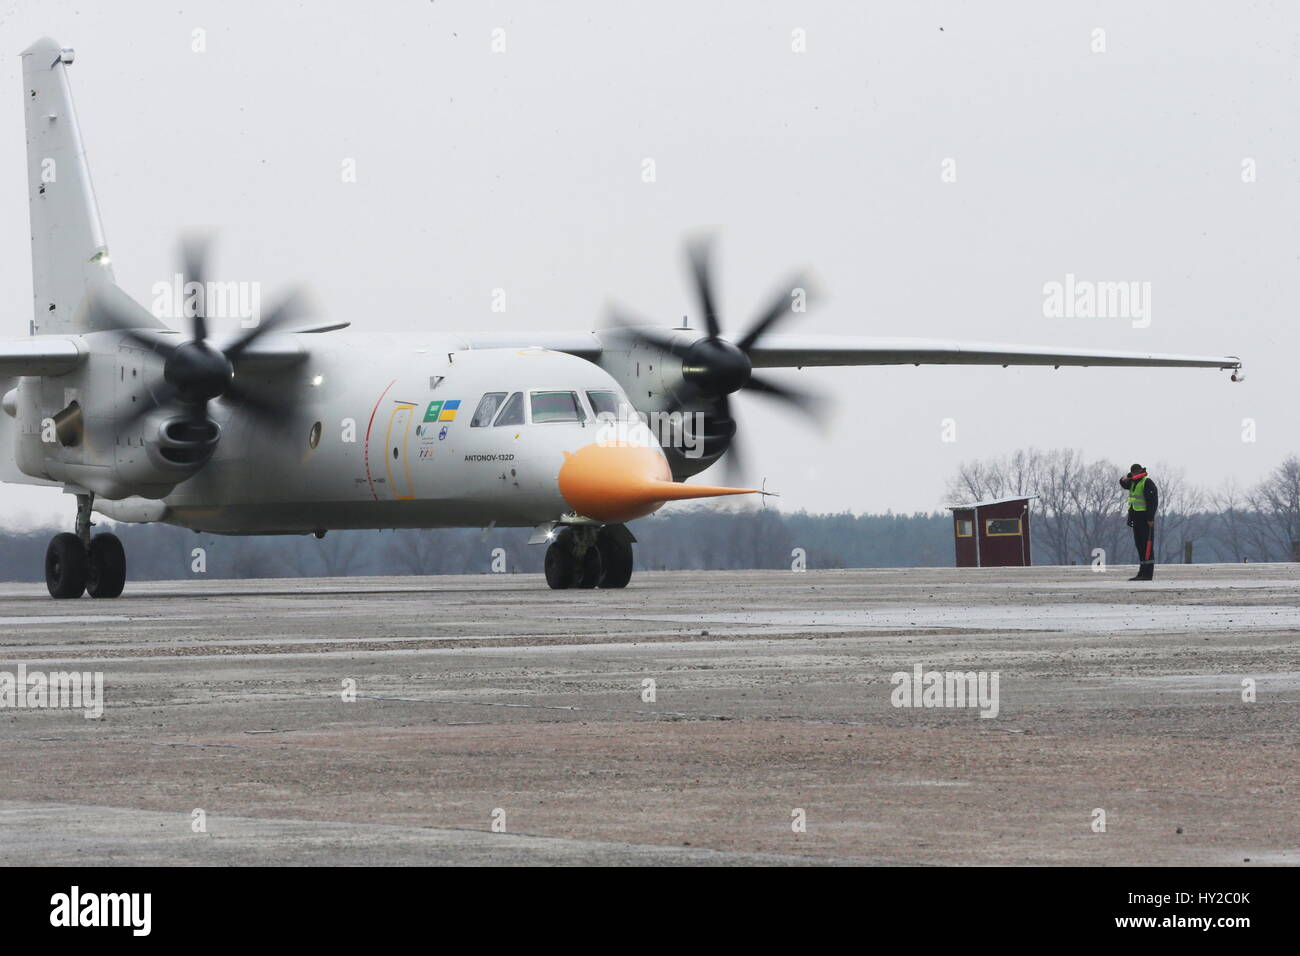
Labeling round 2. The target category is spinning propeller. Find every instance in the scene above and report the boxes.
[612,238,824,479]
[105,240,308,439]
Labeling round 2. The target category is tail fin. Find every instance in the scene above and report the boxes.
[21,38,160,336]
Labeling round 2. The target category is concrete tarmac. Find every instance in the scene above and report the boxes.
[0,564,1297,865]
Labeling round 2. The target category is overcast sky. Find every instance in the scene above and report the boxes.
[0,1,1295,528]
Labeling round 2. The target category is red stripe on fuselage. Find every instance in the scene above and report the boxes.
[363,379,398,500]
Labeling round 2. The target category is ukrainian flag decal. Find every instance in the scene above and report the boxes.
[438,399,461,422]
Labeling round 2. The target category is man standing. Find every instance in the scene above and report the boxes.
[1119,463,1158,581]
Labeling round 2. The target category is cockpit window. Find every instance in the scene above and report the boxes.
[471,392,507,427]
[494,392,525,426]
[530,391,586,423]
[586,390,622,419]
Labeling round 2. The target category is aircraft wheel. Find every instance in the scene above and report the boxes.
[597,532,634,589]
[86,533,127,599]
[45,533,88,599]
[544,531,577,589]
[575,547,601,589]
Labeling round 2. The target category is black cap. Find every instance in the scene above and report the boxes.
[1130,463,1144,474]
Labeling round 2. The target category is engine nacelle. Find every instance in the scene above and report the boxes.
[11,373,221,498]
[109,412,220,497]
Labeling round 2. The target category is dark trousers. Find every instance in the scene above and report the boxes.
[1132,518,1155,579]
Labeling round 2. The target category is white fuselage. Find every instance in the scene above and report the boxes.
[140,334,637,534]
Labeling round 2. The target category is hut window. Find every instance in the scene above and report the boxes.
[986,518,1022,537]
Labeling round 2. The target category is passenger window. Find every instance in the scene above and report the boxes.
[494,392,525,427]
[530,391,585,423]
[586,390,621,419]
[471,392,507,427]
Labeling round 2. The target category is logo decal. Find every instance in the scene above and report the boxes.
[423,400,444,422]
[438,426,449,441]
[438,399,461,422]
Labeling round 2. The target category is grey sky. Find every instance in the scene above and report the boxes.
[0,0,1293,528]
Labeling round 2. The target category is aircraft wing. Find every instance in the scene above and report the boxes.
[0,338,84,375]
[464,330,1240,374]
[743,335,1242,372]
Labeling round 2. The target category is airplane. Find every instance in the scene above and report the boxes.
[1,38,1242,599]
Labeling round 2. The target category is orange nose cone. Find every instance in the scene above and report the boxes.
[558,443,758,523]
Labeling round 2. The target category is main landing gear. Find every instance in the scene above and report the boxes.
[45,493,127,599]
[544,525,634,590]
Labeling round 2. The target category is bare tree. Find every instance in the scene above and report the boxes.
[390,528,446,574]
[313,530,367,577]
[1247,455,1300,561]
[1209,479,1257,562]
[1034,448,1086,564]
[1148,463,1206,564]
[1067,458,1125,566]
[945,447,1046,503]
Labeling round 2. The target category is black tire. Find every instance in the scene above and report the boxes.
[86,533,127,599]
[45,533,88,599]
[575,547,601,589]
[544,532,577,590]
[597,532,634,589]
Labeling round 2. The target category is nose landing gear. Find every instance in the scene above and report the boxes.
[44,493,127,599]
[544,524,634,590]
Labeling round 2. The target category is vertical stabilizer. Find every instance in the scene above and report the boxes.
[21,37,120,335]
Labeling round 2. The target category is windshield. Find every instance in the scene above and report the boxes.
[530,391,586,423]
[586,390,622,419]
[494,392,525,426]
[471,392,507,427]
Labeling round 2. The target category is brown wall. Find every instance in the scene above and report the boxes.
[952,499,1032,567]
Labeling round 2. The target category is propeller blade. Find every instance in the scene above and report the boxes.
[686,238,722,339]
[116,327,180,356]
[713,393,747,487]
[722,433,746,488]
[743,373,825,419]
[86,283,168,336]
[605,307,686,355]
[181,398,212,425]
[630,326,684,355]
[108,378,178,435]
[664,379,708,414]
[180,237,211,343]
[223,289,309,360]
[222,377,281,418]
[735,274,811,354]
[222,376,305,441]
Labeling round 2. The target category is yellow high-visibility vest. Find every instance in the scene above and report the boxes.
[1128,475,1148,512]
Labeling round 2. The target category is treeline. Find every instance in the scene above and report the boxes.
[947,449,1300,565]
[0,509,953,582]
